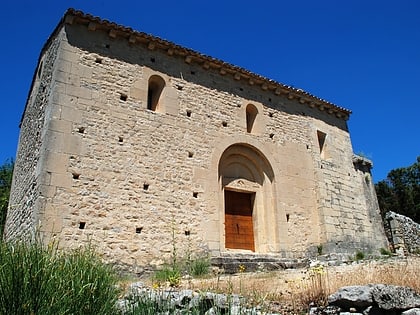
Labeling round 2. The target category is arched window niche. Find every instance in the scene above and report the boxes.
[246,104,258,133]
[147,75,165,112]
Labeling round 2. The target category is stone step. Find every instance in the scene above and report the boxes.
[211,253,308,274]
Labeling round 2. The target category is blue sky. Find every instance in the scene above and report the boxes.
[0,0,419,182]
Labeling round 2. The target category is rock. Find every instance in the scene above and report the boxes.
[363,305,397,315]
[127,281,145,295]
[362,305,372,314]
[328,284,420,313]
[308,306,319,315]
[118,287,262,315]
[308,305,341,315]
[328,285,374,309]
[204,307,218,315]
[173,289,194,307]
[372,284,420,311]
[402,308,420,315]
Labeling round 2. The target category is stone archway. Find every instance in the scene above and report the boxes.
[218,143,276,253]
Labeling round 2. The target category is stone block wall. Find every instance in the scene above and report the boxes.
[315,155,387,254]
[4,10,388,270]
[385,211,420,254]
[4,34,62,240]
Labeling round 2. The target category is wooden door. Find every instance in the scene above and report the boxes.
[224,190,255,251]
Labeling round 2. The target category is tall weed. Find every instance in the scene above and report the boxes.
[0,240,120,315]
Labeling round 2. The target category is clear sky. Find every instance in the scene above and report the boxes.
[0,0,419,182]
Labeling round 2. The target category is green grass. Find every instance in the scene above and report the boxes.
[380,247,392,256]
[153,265,181,287]
[355,250,365,261]
[0,240,121,315]
[188,256,211,277]
[152,255,211,287]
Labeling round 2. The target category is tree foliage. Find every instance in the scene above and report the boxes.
[375,156,420,223]
[0,159,14,237]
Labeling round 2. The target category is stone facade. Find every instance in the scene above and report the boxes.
[4,9,388,270]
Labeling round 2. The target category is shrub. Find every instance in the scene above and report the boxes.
[153,255,210,287]
[355,250,365,261]
[153,265,181,287]
[380,247,392,256]
[0,240,120,315]
[189,256,211,277]
[317,244,323,255]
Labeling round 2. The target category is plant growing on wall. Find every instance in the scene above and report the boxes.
[0,159,13,237]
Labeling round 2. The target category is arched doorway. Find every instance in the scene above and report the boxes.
[218,143,275,252]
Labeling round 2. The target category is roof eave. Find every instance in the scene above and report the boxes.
[21,8,352,127]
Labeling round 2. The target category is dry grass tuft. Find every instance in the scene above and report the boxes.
[175,256,420,313]
[327,257,419,292]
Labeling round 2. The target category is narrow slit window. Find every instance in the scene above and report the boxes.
[147,75,165,111]
[246,104,258,133]
[317,130,327,158]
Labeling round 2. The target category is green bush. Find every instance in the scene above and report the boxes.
[355,250,365,261]
[152,255,211,287]
[380,247,392,256]
[188,256,210,277]
[153,265,181,287]
[317,244,323,255]
[0,240,120,315]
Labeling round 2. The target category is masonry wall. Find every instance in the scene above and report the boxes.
[4,34,62,240]
[385,211,420,254]
[316,155,388,254]
[5,21,387,270]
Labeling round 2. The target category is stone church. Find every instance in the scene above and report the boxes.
[5,9,387,269]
